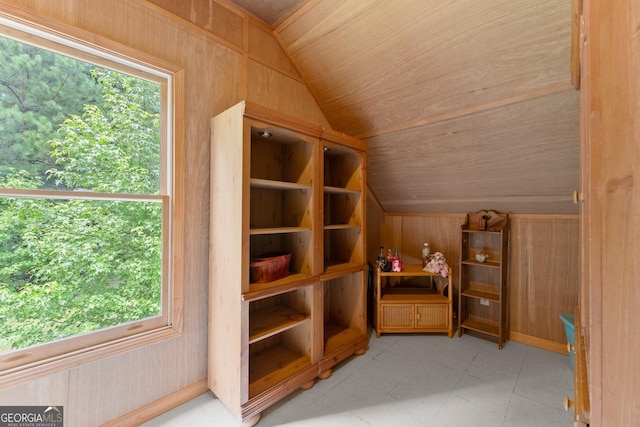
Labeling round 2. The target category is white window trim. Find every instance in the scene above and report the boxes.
[0,5,185,388]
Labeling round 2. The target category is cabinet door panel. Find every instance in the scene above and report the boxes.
[415,305,448,329]
[380,304,413,328]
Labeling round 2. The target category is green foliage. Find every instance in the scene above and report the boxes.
[0,37,101,183]
[48,69,160,194]
[0,37,163,350]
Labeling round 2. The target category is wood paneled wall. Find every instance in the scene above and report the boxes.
[370,211,579,352]
[582,0,640,424]
[509,215,579,348]
[0,1,328,425]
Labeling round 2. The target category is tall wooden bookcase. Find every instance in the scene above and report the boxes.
[209,101,368,425]
[458,210,509,349]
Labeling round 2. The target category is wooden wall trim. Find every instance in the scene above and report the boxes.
[242,11,249,100]
[101,379,209,427]
[251,53,304,82]
[244,101,323,136]
[510,331,568,355]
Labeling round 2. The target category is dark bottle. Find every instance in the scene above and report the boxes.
[376,246,386,270]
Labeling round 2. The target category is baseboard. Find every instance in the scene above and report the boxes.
[101,379,209,427]
[510,331,568,355]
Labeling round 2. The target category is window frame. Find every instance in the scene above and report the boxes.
[0,6,185,388]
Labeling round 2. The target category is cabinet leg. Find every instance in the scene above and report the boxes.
[242,413,261,427]
[300,379,315,390]
[318,369,332,380]
[354,346,366,356]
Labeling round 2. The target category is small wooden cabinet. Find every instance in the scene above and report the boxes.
[209,101,368,425]
[457,210,509,348]
[374,264,453,338]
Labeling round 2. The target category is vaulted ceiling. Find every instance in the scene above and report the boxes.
[230,0,579,214]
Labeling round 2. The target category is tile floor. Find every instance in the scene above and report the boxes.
[143,333,574,427]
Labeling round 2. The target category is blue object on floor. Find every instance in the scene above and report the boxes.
[559,313,575,370]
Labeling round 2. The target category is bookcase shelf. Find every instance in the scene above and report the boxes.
[209,101,368,425]
[458,210,510,349]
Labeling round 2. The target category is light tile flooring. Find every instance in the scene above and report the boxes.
[143,333,574,427]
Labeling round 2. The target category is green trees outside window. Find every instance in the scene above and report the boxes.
[0,35,164,352]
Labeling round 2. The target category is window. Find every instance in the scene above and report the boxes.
[0,11,183,384]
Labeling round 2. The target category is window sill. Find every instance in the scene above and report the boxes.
[0,326,181,389]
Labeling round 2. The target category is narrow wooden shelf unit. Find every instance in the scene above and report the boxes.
[458,210,510,348]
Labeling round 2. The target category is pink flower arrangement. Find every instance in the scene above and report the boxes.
[424,251,449,278]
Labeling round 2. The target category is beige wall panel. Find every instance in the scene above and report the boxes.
[247,59,330,127]
[509,216,579,343]
[208,1,244,48]
[146,0,245,49]
[204,43,245,115]
[248,23,299,78]
[277,0,571,137]
[379,213,579,346]
[4,0,81,24]
[0,1,259,425]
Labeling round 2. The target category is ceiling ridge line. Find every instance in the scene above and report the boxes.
[356,82,575,140]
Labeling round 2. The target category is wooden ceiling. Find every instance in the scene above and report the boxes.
[229,0,579,214]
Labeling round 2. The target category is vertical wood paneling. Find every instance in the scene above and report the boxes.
[509,216,579,344]
[383,214,465,295]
